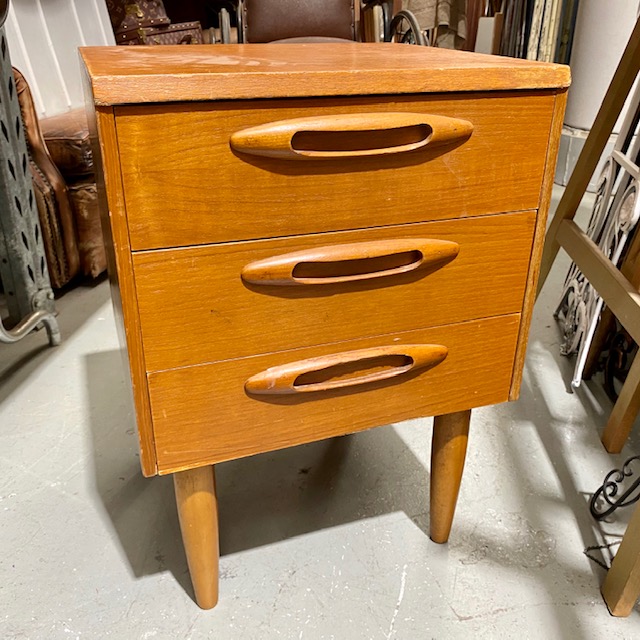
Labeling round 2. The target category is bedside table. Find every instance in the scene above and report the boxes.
[81,43,569,609]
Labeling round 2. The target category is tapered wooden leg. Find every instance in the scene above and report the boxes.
[430,409,471,543]
[602,501,640,616]
[174,465,219,609]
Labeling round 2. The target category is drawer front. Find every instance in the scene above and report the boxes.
[148,315,520,473]
[134,212,535,371]
[116,92,555,250]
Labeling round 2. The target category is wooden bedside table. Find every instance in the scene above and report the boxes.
[81,44,569,609]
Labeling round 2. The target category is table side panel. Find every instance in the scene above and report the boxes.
[510,89,568,400]
[90,103,158,476]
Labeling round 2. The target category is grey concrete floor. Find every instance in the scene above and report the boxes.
[3,187,640,639]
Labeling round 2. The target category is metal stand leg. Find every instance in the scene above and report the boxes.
[0,25,59,346]
[0,308,60,345]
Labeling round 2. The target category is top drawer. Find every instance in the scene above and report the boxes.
[116,92,555,250]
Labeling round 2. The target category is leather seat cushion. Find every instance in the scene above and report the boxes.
[40,108,94,179]
[270,36,354,43]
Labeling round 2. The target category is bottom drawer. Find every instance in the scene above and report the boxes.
[148,315,521,473]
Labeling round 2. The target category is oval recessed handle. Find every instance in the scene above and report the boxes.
[230,112,473,160]
[241,238,459,286]
[245,344,448,395]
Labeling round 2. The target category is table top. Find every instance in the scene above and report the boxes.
[81,43,570,106]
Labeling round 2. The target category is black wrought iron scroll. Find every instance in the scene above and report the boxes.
[590,455,640,520]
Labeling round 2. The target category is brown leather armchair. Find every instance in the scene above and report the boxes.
[241,0,358,43]
[237,0,424,46]
[14,68,105,289]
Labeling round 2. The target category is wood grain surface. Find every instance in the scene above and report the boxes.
[244,344,449,395]
[584,166,640,380]
[228,111,474,160]
[602,498,640,616]
[509,89,568,400]
[147,315,520,474]
[239,237,461,286]
[80,43,570,106]
[117,93,553,250]
[430,409,471,543]
[90,104,157,477]
[133,212,535,371]
[174,466,219,609]
[81,44,567,487]
[601,354,640,453]
[557,220,640,347]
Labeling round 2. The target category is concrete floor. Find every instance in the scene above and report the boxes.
[3,187,640,639]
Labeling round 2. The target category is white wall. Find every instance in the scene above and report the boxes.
[565,0,640,133]
[4,0,115,118]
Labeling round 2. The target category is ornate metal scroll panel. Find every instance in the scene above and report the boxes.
[555,77,640,388]
[591,455,640,520]
[0,23,58,345]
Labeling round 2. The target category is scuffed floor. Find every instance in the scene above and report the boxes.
[2,187,640,639]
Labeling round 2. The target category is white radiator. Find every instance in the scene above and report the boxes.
[4,0,115,118]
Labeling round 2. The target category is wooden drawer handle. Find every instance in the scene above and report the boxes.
[230,112,473,160]
[245,344,448,395]
[241,238,459,286]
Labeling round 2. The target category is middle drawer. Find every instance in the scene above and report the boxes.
[133,211,535,372]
